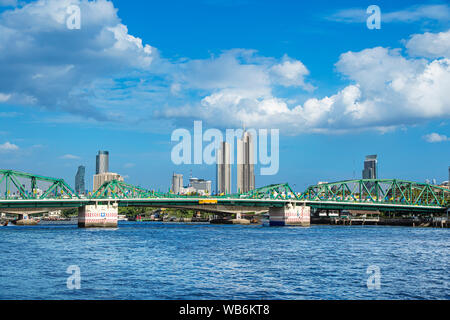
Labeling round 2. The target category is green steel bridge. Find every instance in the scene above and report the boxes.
[0,169,449,214]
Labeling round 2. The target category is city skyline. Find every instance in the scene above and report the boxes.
[71,148,448,194]
[0,0,449,192]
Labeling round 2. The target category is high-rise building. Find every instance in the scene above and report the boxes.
[96,151,109,174]
[216,141,231,194]
[448,166,450,186]
[362,155,377,179]
[75,165,85,195]
[172,173,183,194]
[237,131,255,193]
[93,172,123,191]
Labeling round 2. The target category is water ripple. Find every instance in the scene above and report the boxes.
[0,222,448,299]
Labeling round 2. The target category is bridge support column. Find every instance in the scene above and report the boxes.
[17,213,28,220]
[78,202,118,228]
[13,213,38,225]
[269,203,310,227]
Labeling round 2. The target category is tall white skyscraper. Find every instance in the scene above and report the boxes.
[237,130,255,193]
[216,141,231,194]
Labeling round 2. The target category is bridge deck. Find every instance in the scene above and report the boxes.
[0,198,446,213]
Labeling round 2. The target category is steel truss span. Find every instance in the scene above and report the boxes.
[0,169,79,200]
[299,179,449,207]
[0,170,448,213]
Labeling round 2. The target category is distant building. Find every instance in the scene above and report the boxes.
[439,181,449,189]
[172,173,183,194]
[173,176,212,195]
[189,177,212,195]
[96,151,109,174]
[45,210,62,219]
[216,141,231,194]
[75,165,85,195]
[93,172,123,191]
[362,155,377,179]
[237,130,255,193]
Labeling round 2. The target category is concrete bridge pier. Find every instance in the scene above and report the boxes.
[13,213,40,225]
[78,202,118,228]
[17,213,28,220]
[269,202,310,227]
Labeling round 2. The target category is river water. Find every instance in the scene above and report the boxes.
[0,222,448,299]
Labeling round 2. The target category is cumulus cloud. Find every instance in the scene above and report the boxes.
[0,141,19,152]
[0,0,157,120]
[423,133,449,143]
[270,55,313,90]
[170,49,313,96]
[0,0,449,136]
[0,1,312,127]
[160,42,450,134]
[406,30,450,59]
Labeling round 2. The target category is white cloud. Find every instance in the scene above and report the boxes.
[0,93,11,102]
[161,41,450,134]
[0,141,19,152]
[328,4,450,23]
[0,0,449,136]
[423,132,449,143]
[270,55,314,90]
[383,4,450,23]
[60,154,80,159]
[0,0,158,120]
[406,30,450,59]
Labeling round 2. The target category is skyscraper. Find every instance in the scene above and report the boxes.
[172,173,183,194]
[75,165,85,195]
[216,141,231,194]
[362,155,377,179]
[96,151,109,174]
[237,130,255,193]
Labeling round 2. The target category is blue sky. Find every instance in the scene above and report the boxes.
[0,0,449,192]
